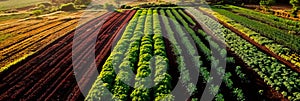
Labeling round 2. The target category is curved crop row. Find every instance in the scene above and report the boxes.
[130,9,153,101]
[85,10,143,100]
[211,8,300,52]
[152,9,173,101]
[201,7,300,70]
[0,19,79,72]
[173,8,247,101]
[0,18,67,50]
[0,20,43,35]
[0,10,130,100]
[223,5,300,35]
[187,7,300,100]
[164,9,198,95]
[111,12,146,100]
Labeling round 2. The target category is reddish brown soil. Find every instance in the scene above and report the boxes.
[66,10,136,101]
[0,10,136,100]
[158,10,181,91]
[158,11,180,90]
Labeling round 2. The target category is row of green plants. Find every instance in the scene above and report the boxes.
[130,9,153,101]
[171,9,214,60]
[86,9,175,101]
[152,9,174,101]
[223,5,300,35]
[162,9,219,100]
[176,9,196,26]
[187,7,300,100]
[85,10,144,100]
[198,30,247,101]
[211,7,300,52]
[111,9,148,101]
[166,8,248,101]
[162,9,198,95]
[203,6,300,69]
[176,9,248,101]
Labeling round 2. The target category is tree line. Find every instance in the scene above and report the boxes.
[49,0,91,5]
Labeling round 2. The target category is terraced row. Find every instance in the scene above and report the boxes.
[0,10,136,100]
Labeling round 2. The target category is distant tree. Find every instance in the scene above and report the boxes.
[60,3,77,11]
[260,0,276,12]
[290,0,300,17]
[74,0,91,5]
[50,0,74,4]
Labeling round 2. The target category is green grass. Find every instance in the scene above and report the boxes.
[0,13,30,21]
[0,33,12,42]
[0,0,47,10]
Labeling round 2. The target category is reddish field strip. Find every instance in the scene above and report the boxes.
[0,13,112,99]
[0,10,135,100]
[66,10,137,101]
[44,11,129,100]
[157,11,180,90]
[195,8,299,73]
[0,12,114,100]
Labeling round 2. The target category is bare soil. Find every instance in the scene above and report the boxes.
[0,10,135,100]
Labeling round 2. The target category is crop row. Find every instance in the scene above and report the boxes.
[158,8,248,100]
[221,5,300,35]
[211,7,300,52]
[0,19,79,72]
[187,7,300,100]
[0,10,127,100]
[164,9,199,95]
[202,7,300,70]
[0,18,80,72]
[85,10,143,100]
[57,11,132,101]
[152,10,173,100]
[86,8,178,101]
[87,7,263,100]
[130,9,155,101]
[0,18,68,50]
[0,20,43,35]
[174,8,248,101]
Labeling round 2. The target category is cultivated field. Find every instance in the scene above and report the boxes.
[0,0,46,10]
[0,1,300,101]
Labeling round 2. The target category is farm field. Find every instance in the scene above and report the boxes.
[198,5,300,71]
[1,0,300,101]
[0,11,106,72]
[0,0,47,11]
